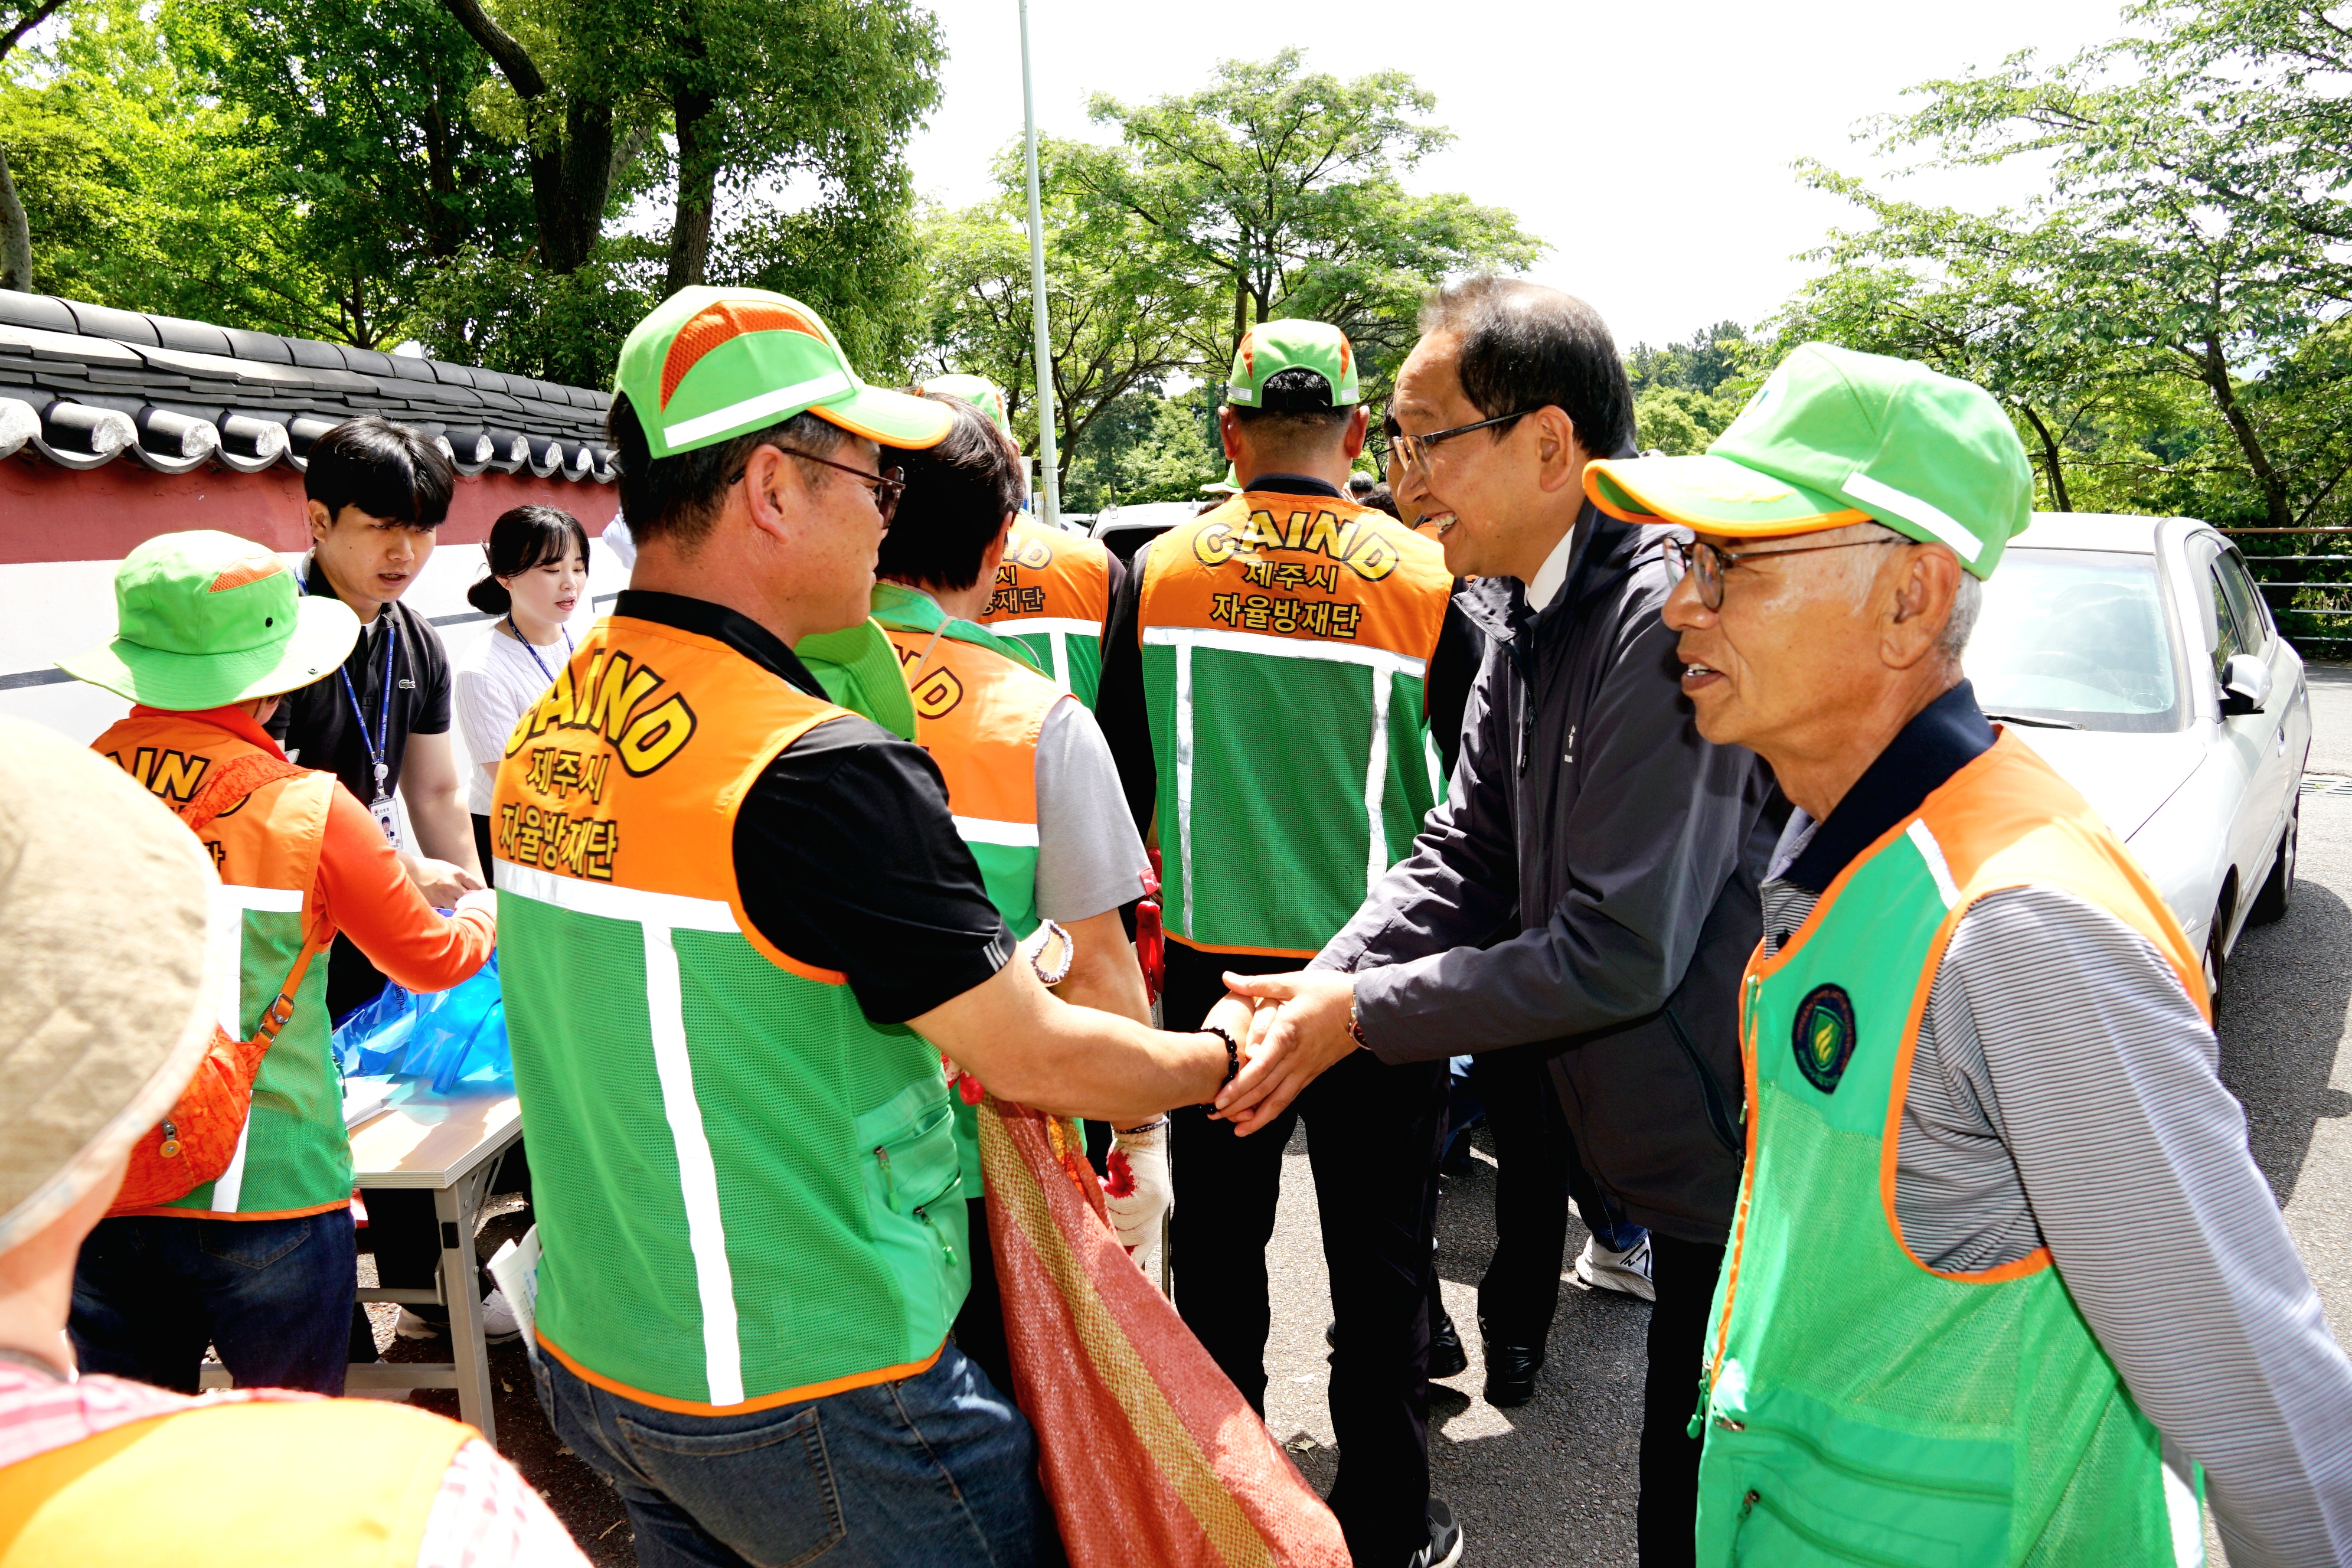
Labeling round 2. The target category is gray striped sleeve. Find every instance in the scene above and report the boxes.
[1933,887,2352,1568]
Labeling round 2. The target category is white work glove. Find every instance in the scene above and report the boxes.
[1102,1120,1171,1254]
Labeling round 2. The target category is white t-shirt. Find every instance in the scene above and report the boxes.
[453,623,573,815]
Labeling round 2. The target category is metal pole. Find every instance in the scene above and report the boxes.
[1018,0,1060,528]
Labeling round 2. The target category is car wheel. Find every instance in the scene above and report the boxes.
[2203,914,2226,1020]
[2250,799,2298,926]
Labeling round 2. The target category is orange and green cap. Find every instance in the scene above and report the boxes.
[616,286,954,459]
[1583,343,2033,579]
[1226,319,1360,409]
[58,530,361,710]
[920,374,1014,444]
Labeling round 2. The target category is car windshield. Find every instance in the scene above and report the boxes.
[1967,547,2187,733]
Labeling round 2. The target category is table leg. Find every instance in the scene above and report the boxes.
[436,1182,495,1447]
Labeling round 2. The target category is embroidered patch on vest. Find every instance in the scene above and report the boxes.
[1791,984,1858,1093]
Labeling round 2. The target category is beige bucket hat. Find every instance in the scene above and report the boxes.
[0,717,217,1253]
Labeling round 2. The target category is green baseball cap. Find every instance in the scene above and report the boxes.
[920,374,1014,443]
[1226,320,1360,409]
[616,286,955,459]
[58,530,361,710]
[1584,343,2033,579]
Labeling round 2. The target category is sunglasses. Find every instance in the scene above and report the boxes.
[731,447,907,523]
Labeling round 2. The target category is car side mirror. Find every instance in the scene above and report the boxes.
[2221,652,2272,717]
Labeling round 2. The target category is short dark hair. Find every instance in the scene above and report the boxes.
[1357,482,1400,520]
[1229,367,1352,443]
[1419,276,1636,460]
[607,393,844,552]
[467,505,592,615]
[305,416,454,527]
[877,396,1025,593]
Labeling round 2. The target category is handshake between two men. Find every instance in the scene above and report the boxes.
[1200,968,1364,1138]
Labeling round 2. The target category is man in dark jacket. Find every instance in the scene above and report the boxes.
[1216,275,1774,1567]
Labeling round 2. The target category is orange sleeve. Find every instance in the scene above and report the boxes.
[313,785,495,994]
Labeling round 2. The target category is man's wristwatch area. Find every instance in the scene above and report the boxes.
[1346,987,1368,1048]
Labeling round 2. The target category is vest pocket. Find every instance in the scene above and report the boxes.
[1707,1393,2011,1568]
[854,1079,969,1334]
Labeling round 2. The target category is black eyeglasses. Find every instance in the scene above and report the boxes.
[730,447,907,523]
[1668,535,1903,611]
[1373,409,1538,476]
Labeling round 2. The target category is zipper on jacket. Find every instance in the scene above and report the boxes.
[1734,1488,1937,1568]
[875,1145,896,1210]
[913,1204,958,1269]
[1663,1005,1742,1154]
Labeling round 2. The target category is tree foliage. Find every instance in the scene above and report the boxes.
[1066,50,1541,383]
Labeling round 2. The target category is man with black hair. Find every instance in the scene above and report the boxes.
[270,415,484,1018]
[871,393,1161,1400]
[1096,319,1475,1568]
[1209,277,1774,1567]
[495,288,1240,1565]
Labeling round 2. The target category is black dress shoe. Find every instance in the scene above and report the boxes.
[1427,1304,1468,1379]
[1482,1338,1544,1406]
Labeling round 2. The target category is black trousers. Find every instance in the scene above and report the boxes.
[1639,1231,1723,1568]
[1469,1046,1571,1347]
[1165,945,1447,1568]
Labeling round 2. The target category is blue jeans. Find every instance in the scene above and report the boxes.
[70,1209,357,1395]
[534,1341,1050,1568]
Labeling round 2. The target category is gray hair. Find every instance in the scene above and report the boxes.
[1833,521,1980,662]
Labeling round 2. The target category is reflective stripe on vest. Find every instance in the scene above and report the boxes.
[94,715,344,1220]
[1137,492,1450,956]
[1697,732,2207,1566]
[493,615,968,1413]
[985,520,1110,706]
[0,1396,468,1566]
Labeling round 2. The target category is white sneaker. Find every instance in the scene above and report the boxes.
[394,1308,443,1341]
[480,1288,521,1343]
[1573,1233,1656,1301]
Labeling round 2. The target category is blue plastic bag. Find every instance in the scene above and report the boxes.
[333,953,511,1093]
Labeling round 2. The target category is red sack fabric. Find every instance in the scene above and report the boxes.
[977,1098,1350,1568]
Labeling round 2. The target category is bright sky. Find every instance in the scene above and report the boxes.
[906,0,2132,353]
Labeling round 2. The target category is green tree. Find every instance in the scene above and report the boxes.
[0,0,71,288]
[1066,50,1542,378]
[1063,388,1219,511]
[1819,0,2352,529]
[914,179,1206,492]
[164,0,537,345]
[0,0,329,332]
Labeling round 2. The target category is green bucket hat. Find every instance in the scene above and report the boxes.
[616,286,955,459]
[921,374,1015,444]
[1226,320,1360,409]
[1584,343,2033,579]
[1203,462,1239,495]
[58,531,361,710]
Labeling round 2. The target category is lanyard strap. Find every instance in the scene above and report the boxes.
[506,615,573,683]
[338,613,399,791]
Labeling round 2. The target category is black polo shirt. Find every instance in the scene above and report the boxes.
[269,558,452,802]
[620,591,1014,1024]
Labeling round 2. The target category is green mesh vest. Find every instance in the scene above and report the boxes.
[1698,741,2206,1566]
[874,583,1054,1195]
[1137,493,1452,956]
[494,614,969,1411]
[94,714,348,1219]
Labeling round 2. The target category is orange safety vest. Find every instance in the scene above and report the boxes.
[0,1397,469,1566]
[94,710,347,1220]
[984,520,1113,705]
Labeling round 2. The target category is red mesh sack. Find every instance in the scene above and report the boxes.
[976,1097,1349,1568]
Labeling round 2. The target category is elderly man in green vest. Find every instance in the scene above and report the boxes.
[1577,344,2352,1564]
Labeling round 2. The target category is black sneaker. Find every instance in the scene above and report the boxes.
[1407,1500,1464,1568]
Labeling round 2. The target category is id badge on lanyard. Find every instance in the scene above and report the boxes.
[343,615,404,850]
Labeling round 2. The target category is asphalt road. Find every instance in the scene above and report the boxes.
[1259,661,2352,1567]
[473,665,2352,1565]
